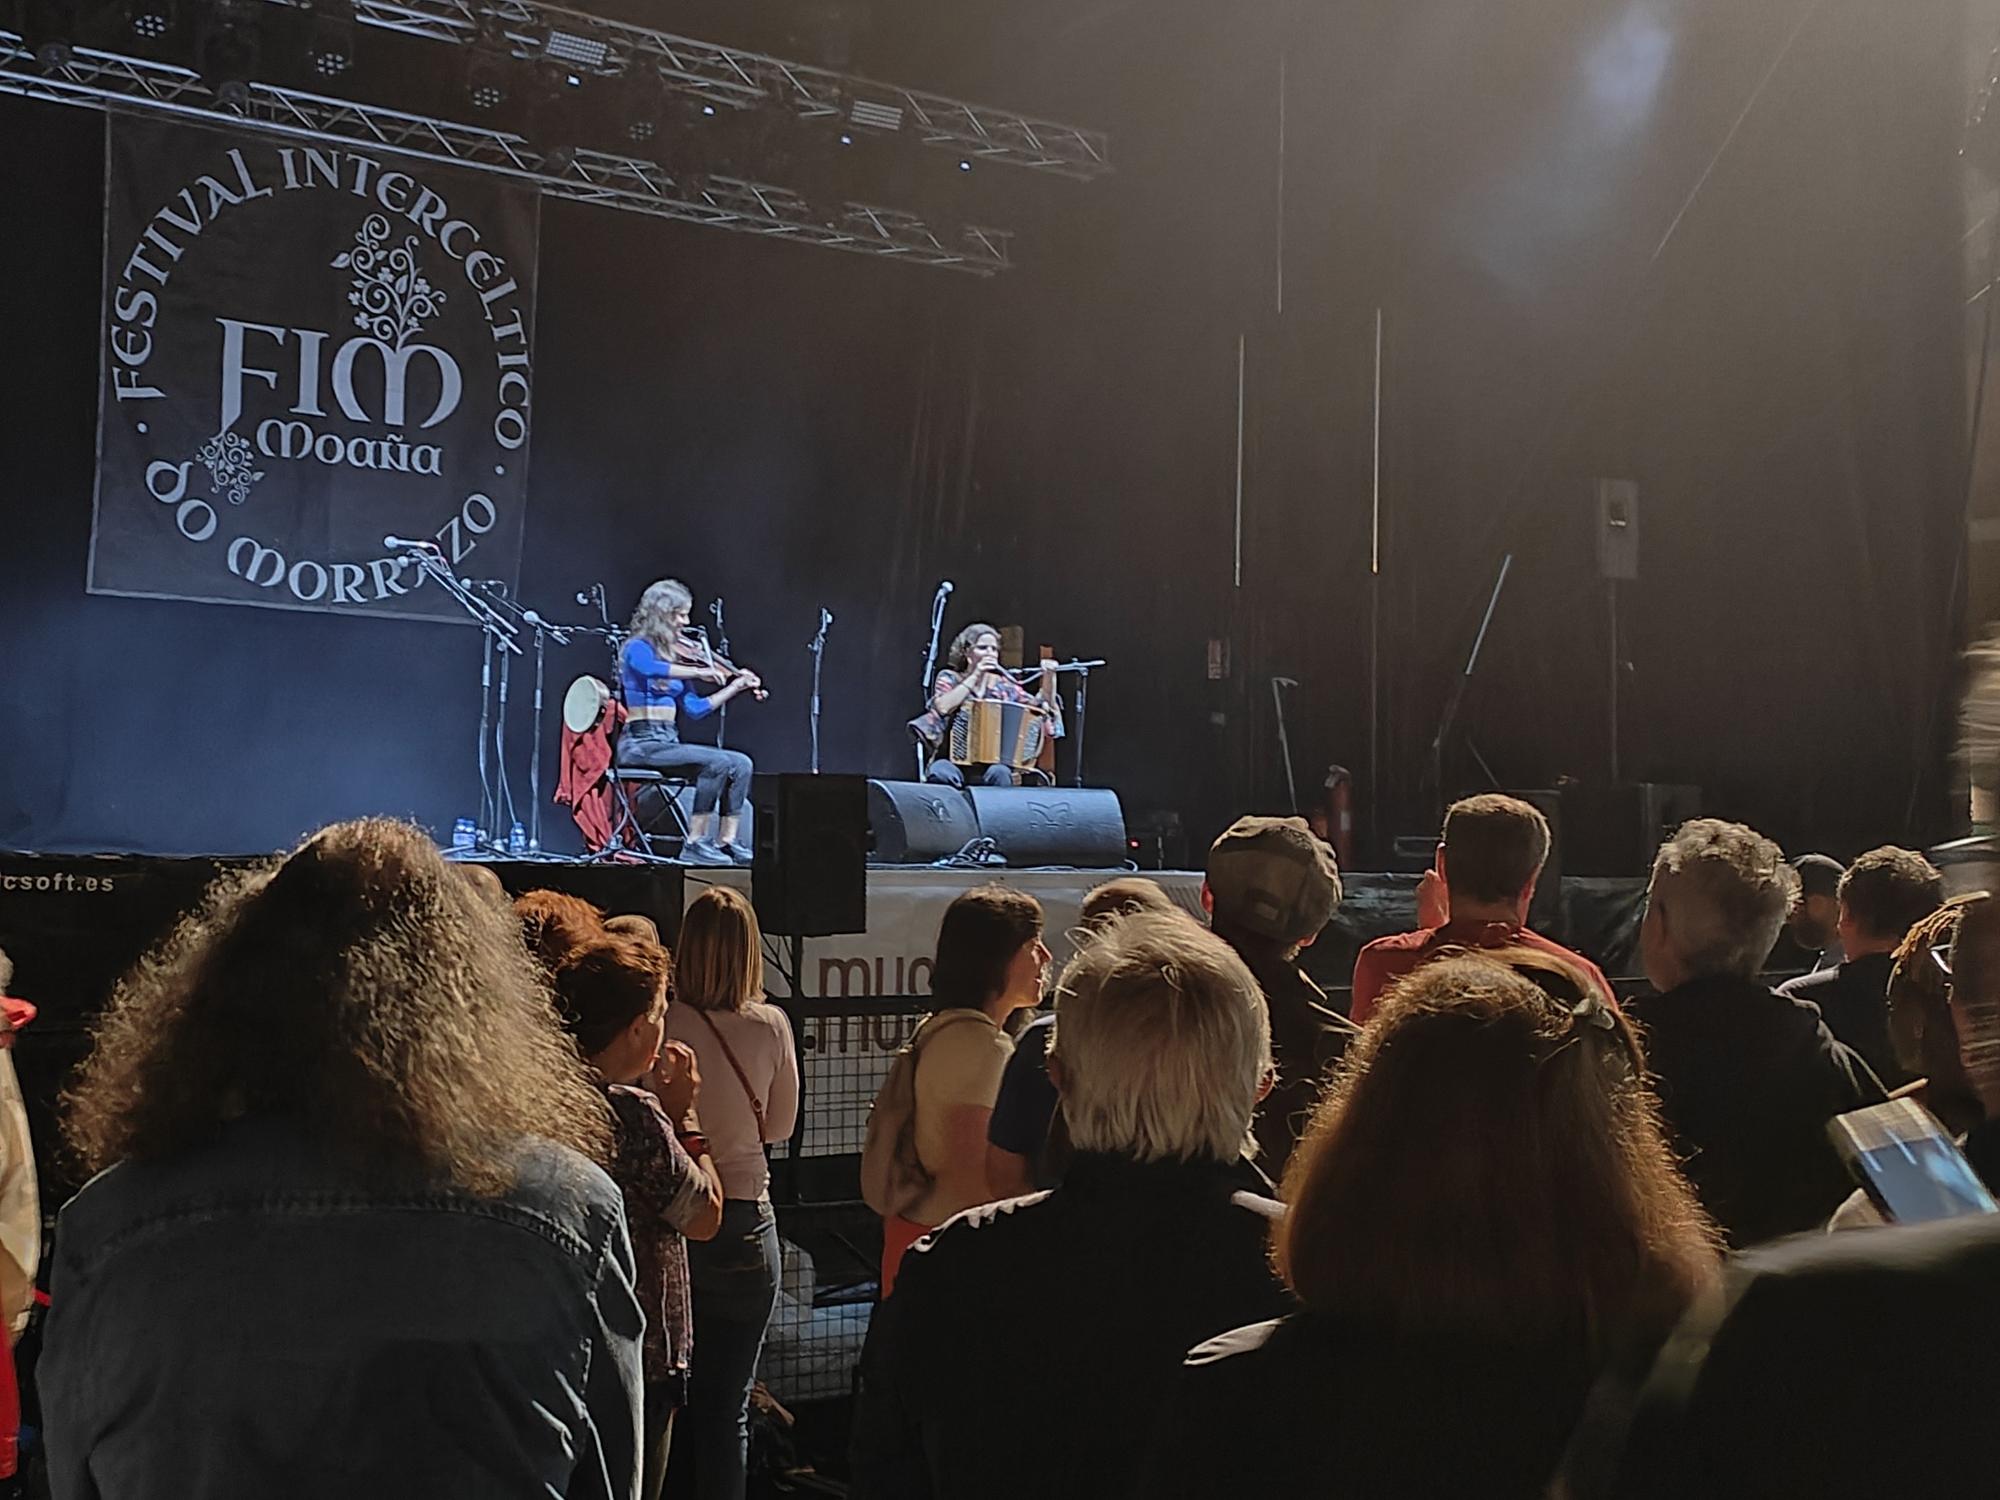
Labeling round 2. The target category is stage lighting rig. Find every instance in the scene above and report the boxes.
[539,20,603,71]
[301,0,351,77]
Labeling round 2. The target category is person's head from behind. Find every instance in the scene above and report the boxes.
[1203,815,1342,962]
[1789,854,1845,951]
[1436,794,1551,924]
[1048,912,1272,1166]
[1079,876,1180,929]
[515,888,609,971]
[947,622,1003,676]
[1279,953,1718,1357]
[1838,847,1943,959]
[1641,820,1796,992]
[64,818,607,1194]
[551,936,673,1085]
[675,885,764,1013]
[930,885,1047,1016]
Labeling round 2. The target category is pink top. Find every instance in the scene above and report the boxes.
[663,1000,800,1201]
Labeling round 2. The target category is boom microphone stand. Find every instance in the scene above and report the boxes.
[388,540,520,855]
[918,580,952,777]
[809,607,833,774]
[711,597,730,750]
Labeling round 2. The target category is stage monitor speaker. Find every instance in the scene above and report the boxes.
[866,780,980,864]
[966,786,1128,869]
[1596,479,1639,580]
[752,773,868,937]
[1561,782,1701,876]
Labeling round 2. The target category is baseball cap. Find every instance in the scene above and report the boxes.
[1206,815,1343,945]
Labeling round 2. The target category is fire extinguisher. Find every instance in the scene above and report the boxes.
[1324,765,1355,870]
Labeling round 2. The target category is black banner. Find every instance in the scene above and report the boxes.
[89,114,540,620]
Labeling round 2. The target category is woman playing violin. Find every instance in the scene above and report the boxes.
[617,578,762,866]
[913,622,1061,789]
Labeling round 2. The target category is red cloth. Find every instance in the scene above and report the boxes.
[879,1215,932,1300]
[556,699,628,853]
[1349,919,1616,1025]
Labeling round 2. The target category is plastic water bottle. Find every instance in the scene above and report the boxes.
[451,817,475,852]
[508,821,527,856]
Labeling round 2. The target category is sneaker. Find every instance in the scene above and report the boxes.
[722,840,754,865]
[679,838,732,867]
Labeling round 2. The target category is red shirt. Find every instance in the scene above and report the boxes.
[1348,919,1615,1025]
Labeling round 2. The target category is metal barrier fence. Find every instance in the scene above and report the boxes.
[760,995,927,1405]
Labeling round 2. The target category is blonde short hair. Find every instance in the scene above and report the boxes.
[1649,818,1798,980]
[1049,911,1271,1164]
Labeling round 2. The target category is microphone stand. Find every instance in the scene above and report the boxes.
[1271,677,1300,813]
[396,547,520,856]
[1429,553,1513,820]
[809,608,833,775]
[918,583,950,777]
[711,597,730,750]
[1003,657,1106,786]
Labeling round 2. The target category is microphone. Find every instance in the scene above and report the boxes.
[821,607,835,626]
[523,609,571,642]
[575,590,591,606]
[383,534,438,551]
[937,580,954,596]
[1274,676,1299,689]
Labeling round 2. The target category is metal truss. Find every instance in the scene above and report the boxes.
[257,0,1113,180]
[0,38,1013,273]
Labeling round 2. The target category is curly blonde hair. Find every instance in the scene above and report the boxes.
[63,818,609,1195]
[627,578,694,656]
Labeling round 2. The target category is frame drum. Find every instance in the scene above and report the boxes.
[563,675,612,734]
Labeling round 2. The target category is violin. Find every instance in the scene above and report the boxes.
[673,627,769,701]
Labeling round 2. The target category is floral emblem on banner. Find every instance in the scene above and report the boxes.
[195,428,265,505]
[333,213,446,348]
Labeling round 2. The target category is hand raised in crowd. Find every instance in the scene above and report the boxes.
[648,1040,702,1128]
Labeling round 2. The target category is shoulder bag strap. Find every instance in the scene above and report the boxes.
[691,1006,766,1138]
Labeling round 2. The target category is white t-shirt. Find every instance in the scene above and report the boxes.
[908,1009,1015,1227]
[663,1001,800,1201]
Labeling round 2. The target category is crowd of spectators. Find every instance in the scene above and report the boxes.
[7,775,2000,1497]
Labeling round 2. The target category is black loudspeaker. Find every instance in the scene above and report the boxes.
[751,773,868,936]
[1597,479,1639,580]
[966,786,1128,868]
[866,780,980,863]
[1561,782,1701,876]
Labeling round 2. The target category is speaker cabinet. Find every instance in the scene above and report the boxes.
[1561,782,1701,876]
[751,774,868,936]
[965,786,1128,869]
[866,780,981,864]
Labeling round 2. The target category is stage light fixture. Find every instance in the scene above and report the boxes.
[464,47,510,110]
[303,0,353,78]
[195,0,259,108]
[540,24,605,70]
[847,97,903,133]
[123,0,178,42]
[21,0,77,68]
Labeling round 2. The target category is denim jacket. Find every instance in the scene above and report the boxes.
[40,1116,645,1500]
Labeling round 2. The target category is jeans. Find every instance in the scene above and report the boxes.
[619,724,753,817]
[668,1199,781,1500]
[926,759,1015,789]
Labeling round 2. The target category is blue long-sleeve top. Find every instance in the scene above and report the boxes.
[620,637,715,723]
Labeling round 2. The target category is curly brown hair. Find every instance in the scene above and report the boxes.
[946,622,1001,674]
[1279,952,1719,1361]
[63,818,610,1195]
[515,888,610,971]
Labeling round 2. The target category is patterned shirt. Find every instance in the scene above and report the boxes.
[603,1083,707,1391]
